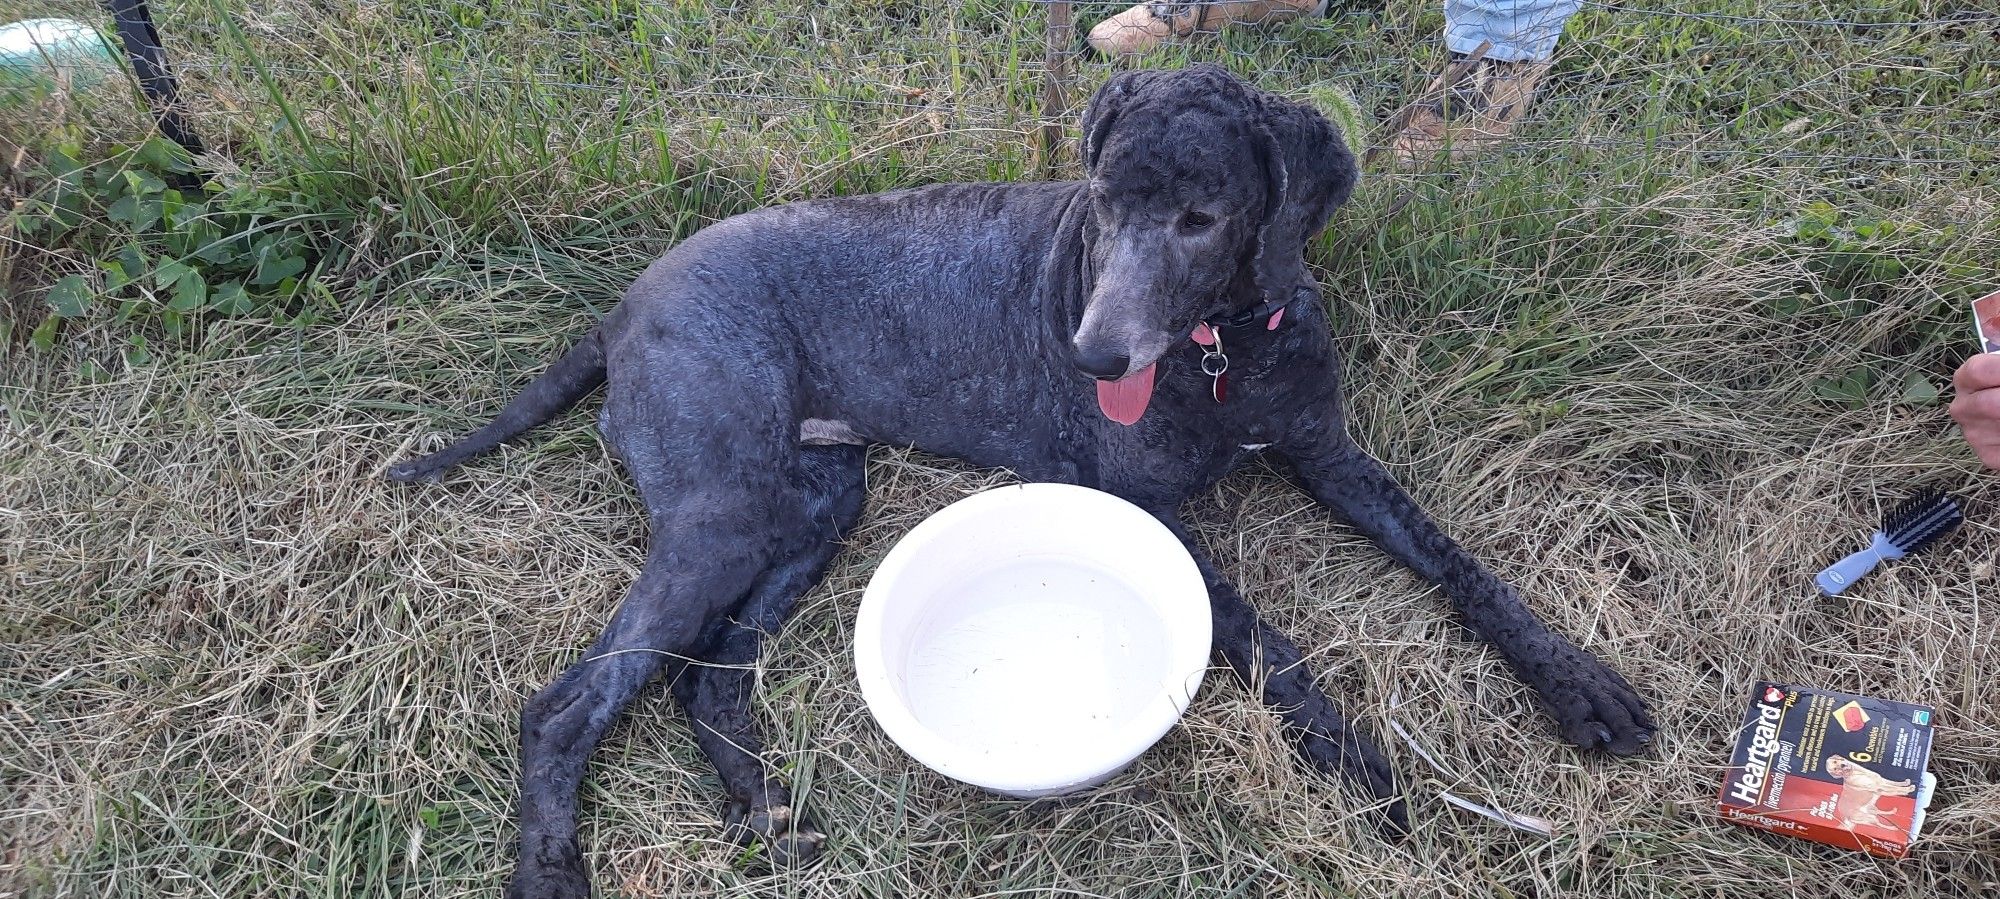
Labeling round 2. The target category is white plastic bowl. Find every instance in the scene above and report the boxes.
[855,483,1211,797]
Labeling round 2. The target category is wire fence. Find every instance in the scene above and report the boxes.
[8,1,1999,189]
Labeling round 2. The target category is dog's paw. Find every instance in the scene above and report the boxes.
[1298,727,1409,836]
[724,800,826,868]
[384,456,444,483]
[505,833,591,899]
[1532,638,1655,756]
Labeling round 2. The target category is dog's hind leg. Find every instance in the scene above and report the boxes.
[508,522,769,899]
[669,443,867,867]
[508,542,760,899]
[1154,515,1409,833]
[1280,437,1656,757]
[506,354,796,899]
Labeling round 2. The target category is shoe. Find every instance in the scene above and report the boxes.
[1085,0,1329,58]
[1384,51,1551,165]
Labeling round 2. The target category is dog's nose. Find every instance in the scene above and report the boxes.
[1072,346,1130,380]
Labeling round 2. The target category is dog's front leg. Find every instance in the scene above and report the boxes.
[1155,515,1408,831]
[1279,437,1655,755]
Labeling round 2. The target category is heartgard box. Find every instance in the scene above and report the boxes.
[1718,682,1935,858]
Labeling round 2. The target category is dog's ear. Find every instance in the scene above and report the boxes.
[1249,92,1359,301]
[1080,69,1165,173]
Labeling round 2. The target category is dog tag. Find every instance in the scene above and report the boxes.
[1196,324,1228,404]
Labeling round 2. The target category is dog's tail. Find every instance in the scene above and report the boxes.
[386,325,608,482]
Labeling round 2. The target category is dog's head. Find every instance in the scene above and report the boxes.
[1070,64,1357,383]
[1826,756,1859,778]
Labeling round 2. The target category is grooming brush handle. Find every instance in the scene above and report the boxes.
[1815,532,1904,596]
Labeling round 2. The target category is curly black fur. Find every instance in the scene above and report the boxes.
[388,65,1653,899]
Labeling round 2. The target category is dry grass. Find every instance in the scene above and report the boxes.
[9,203,2000,897]
[7,0,2000,896]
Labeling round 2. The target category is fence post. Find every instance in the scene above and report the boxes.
[104,0,205,180]
[1038,1,1074,176]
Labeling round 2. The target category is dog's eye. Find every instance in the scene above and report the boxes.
[1179,211,1215,234]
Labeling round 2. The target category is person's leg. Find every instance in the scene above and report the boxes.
[1442,0,1578,63]
[1388,0,1581,164]
[1086,0,1328,58]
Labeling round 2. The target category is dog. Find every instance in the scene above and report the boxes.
[388,65,1654,899]
[1824,755,1917,831]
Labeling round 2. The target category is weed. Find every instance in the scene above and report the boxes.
[8,134,345,353]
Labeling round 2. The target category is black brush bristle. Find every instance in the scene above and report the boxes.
[1882,490,1963,555]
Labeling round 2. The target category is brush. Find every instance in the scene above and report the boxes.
[1815,490,1964,596]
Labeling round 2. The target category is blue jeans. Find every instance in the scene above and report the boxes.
[1444,0,1578,62]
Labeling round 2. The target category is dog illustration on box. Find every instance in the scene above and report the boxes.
[1825,755,1917,831]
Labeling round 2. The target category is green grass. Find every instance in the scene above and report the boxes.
[5,1,2000,897]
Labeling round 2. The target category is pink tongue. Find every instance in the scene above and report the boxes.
[1095,362,1157,426]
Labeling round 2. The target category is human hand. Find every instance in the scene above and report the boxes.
[1950,353,2000,469]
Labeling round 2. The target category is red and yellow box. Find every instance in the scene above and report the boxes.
[1717,682,1936,858]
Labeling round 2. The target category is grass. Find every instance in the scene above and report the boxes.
[5,0,2000,896]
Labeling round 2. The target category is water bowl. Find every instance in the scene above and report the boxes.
[855,483,1211,797]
